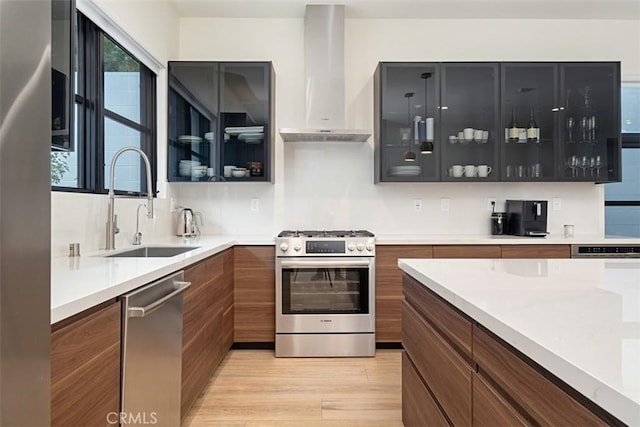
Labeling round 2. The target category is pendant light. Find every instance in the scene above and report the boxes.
[420,72,434,154]
[404,92,416,162]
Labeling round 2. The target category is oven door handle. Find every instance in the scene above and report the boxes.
[279,260,372,269]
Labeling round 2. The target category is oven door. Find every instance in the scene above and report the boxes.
[276,257,375,334]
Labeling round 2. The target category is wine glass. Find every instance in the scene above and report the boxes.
[589,157,596,177]
[580,116,589,143]
[588,115,597,144]
[566,155,578,178]
[566,116,575,143]
[580,155,589,177]
[595,155,602,178]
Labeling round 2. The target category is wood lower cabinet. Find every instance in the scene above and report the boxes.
[375,245,433,342]
[402,272,619,426]
[501,244,570,258]
[181,248,234,420]
[433,244,502,258]
[402,352,449,427]
[403,277,473,426]
[51,301,121,427]
[234,246,275,342]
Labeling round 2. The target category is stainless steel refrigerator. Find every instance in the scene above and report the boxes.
[0,0,51,425]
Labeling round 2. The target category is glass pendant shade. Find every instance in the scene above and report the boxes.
[420,140,433,154]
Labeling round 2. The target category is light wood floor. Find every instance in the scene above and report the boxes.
[183,349,403,426]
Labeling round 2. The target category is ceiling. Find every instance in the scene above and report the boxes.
[169,0,640,19]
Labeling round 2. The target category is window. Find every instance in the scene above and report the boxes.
[52,12,156,196]
[604,82,640,237]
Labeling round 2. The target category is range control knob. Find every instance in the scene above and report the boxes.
[347,243,356,252]
[357,243,365,252]
[294,245,302,252]
[279,242,289,252]
[366,244,374,252]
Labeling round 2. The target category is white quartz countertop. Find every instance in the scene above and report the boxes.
[398,258,640,426]
[376,233,640,245]
[51,235,275,324]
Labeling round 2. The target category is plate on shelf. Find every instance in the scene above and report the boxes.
[224,126,264,135]
[389,165,421,177]
[238,132,264,144]
[178,135,202,143]
[204,132,214,142]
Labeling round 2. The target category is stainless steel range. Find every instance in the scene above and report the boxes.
[275,230,376,357]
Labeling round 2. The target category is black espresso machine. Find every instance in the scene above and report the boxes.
[505,200,549,237]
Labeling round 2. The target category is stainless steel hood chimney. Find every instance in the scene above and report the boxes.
[279,5,371,143]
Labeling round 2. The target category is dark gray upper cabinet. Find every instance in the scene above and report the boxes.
[167,61,274,183]
[374,61,621,183]
[374,63,440,182]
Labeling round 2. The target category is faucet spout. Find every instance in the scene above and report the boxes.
[106,147,155,250]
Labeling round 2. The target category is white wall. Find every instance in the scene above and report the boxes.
[51,13,640,254]
[172,17,639,237]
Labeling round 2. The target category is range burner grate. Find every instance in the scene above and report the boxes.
[277,230,374,238]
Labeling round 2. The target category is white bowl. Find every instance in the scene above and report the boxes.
[231,168,247,178]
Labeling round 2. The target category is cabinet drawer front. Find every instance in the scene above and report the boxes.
[51,302,120,386]
[474,326,609,426]
[185,261,206,291]
[433,245,501,258]
[473,374,528,426]
[403,301,472,426]
[402,352,450,427]
[501,244,570,258]
[404,274,472,360]
[51,342,120,427]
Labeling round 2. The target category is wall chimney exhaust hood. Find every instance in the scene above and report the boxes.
[279,5,371,143]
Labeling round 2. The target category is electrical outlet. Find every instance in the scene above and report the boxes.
[487,198,497,211]
[250,198,260,212]
[413,199,423,212]
[552,197,562,211]
[170,198,178,212]
[440,198,450,212]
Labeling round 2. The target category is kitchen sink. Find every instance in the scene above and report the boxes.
[105,246,200,258]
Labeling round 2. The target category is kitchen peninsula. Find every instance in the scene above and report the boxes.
[398,258,640,426]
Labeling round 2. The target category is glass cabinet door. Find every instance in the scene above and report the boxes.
[440,63,499,181]
[219,63,272,182]
[559,63,620,182]
[501,63,558,181]
[167,62,218,182]
[376,63,440,182]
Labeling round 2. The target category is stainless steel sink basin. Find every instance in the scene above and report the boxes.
[105,246,200,258]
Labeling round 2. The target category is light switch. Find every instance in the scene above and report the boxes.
[441,198,450,212]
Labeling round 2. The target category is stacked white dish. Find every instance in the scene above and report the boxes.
[178,135,202,144]
[389,165,421,177]
[204,132,214,142]
[179,160,200,177]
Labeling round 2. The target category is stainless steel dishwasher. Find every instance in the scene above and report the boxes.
[120,271,190,426]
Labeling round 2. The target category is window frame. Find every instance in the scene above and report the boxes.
[52,11,157,198]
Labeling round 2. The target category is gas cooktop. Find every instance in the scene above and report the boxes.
[277,230,375,238]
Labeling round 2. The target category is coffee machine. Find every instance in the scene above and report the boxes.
[506,200,549,237]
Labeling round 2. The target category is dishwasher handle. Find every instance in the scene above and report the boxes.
[128,281,191,318]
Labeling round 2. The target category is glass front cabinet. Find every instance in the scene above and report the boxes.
[168,62,274,182]
[374,61,620,183]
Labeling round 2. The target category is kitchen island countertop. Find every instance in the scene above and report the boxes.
[398,257,640,426]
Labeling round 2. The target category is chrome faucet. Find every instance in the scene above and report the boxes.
[106,147,154,250]
[133,203,146,246]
